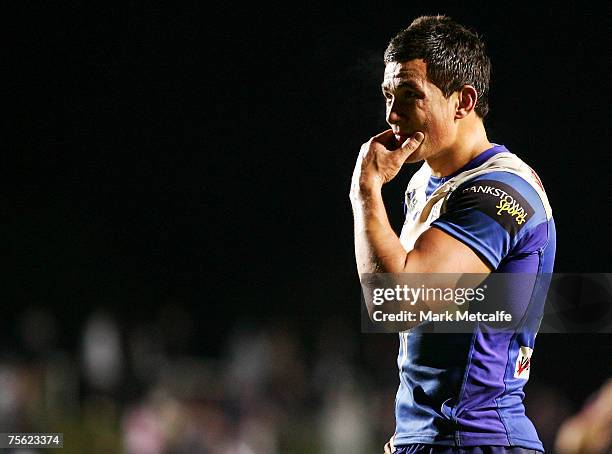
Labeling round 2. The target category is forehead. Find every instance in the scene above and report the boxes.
[382,59,428,90]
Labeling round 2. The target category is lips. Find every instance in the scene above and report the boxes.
[394,133,411,144]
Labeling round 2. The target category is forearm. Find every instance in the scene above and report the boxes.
[349,129,424,275]
[351,185,408,274]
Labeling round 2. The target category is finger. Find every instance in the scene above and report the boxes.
[371,129,396,147]
[394,131,424,163]
[383,441,395,454]
[372,129,394,141]
[400,131,424,154]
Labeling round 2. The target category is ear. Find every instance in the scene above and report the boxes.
[455,85,478,119]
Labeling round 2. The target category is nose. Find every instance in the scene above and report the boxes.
[386,99,403,126]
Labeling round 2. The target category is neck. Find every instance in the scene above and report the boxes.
[427,121,493,177]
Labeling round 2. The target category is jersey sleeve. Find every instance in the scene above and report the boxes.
[430,172,548,269]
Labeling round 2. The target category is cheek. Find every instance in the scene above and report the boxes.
[421,116,444,143]
[424,106,454,139]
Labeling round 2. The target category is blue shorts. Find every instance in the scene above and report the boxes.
[394,446,542,454]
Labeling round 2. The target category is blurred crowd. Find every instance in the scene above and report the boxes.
[0,304,609,453]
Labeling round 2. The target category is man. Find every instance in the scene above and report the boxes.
[350,16,556,453]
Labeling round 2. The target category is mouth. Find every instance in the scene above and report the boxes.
[394,132,411,144]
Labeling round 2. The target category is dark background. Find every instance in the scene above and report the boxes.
[4,2,611,448]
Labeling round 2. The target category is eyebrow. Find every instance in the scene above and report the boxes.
[381,80,423,94]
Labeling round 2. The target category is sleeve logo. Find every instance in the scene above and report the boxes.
[463,185,528,225]
[514,346,533,379]
[449,179,536,236]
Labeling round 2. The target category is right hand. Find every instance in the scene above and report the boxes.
[350,129,424,196]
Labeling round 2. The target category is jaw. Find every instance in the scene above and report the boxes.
[404,138,430,163]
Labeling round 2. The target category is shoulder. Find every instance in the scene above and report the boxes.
[457,171,545,208]
[446,171,549,236]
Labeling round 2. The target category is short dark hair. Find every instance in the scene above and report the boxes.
[384,15,491,118]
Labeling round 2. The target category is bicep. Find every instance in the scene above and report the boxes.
[404,226,492,273]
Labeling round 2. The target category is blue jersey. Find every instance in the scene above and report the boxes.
[393,145,556,451]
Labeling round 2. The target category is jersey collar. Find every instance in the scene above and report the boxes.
[429,144,510,184]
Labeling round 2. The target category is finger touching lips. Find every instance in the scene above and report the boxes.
[394,133,409,144]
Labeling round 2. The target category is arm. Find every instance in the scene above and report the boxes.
[350,130,490,330]
[349,129,491,275]
[351,184,490,275]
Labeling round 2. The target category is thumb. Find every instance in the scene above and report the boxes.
[399,132,424,158]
